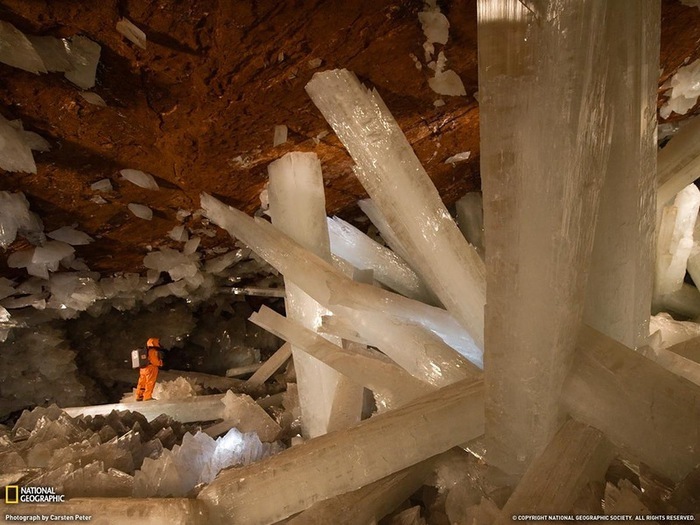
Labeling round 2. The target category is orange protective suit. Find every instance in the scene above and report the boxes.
[136,347,163,401]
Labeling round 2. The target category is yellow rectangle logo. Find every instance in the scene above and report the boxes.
[5,485,18,504]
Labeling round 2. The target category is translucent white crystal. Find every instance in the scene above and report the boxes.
[201,194,478,367]
[500,419,614,515]
[47,226,94,245]
[444,151,471,164]
[305,70,484,345]
[583,1,658,348]
[204,249,246,275]
[0,191,44,247]
[244,342,292,391]
[654,184,700,298]
[564,326,700,482]
[90,178,112,192]
[116,18,147,49]
[455,192,485,257]
[183,236,200,255]
[79,91,107,107]
[47,273,101,312]
[33,240,74,267]
[428,56,467,96]
[250,306,434,410]
[327,216,435,303]
[658,117,700,210]
[120,169,159,190]
[660,58,700,118]
[478,0,636,474]
[0,21,47,74]
[0,114,37,173]
[168,224,188,242]
[152,377,197,401]
[273,124,288,146]
[358,198,414,264]
[266,151,363,437]
[221,390,281,442]
[63,35,101,89]
[308,58,322,69]
[26,35,69,72]
[418,9,449,45]
[198,379,484,524]
[649,312,700,350]
[128,203,153,220]
[133,428,280,497]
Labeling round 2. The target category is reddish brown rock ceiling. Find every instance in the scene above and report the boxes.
[0,0,699,274]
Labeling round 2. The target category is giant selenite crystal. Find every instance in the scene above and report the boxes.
[267,151,363,437]
[478,0,618,474]
[200,194,479,363]
[654,184,700,298]
[197,379,484,524]
[305,69,486,348]
[583,1,659,348]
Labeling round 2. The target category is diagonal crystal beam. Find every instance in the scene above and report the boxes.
[497,419,615,519]
[326,216,437,304]
[200,193,479,359]
[305,69,486,348]
[563,325,700,482]
[249,306,434,410]
[197,379,485,524]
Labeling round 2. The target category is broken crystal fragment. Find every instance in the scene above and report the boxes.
[47,226,94,246]
[418,9,449,45]
[27,35,70,72]
[120,169,159,190]
[444,151,471,165]
[116,18,147,49]
[168,224,188,242]
[0,21,47,74]
[0,191,44,248]
[660,58,700,119]
[79,91,107,107]
[64,35,101,89]
[128,203,153,220]
[220,391,281,442]
[273,124,288,146]
[306,69,484,346]
[0,114,37,173]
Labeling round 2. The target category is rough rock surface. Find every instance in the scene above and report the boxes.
[0,0,698,275]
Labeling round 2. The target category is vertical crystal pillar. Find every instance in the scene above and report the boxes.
[268,152,363,438]
[306,70,486,349]
[583,1,660,348]
[477,0,615,474]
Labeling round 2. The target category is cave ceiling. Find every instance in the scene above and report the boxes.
[0,0,699,276]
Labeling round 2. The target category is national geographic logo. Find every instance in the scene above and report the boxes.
[5,486,18,504]
[4,486,65,504]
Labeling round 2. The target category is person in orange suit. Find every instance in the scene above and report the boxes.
[136,337,164,401]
